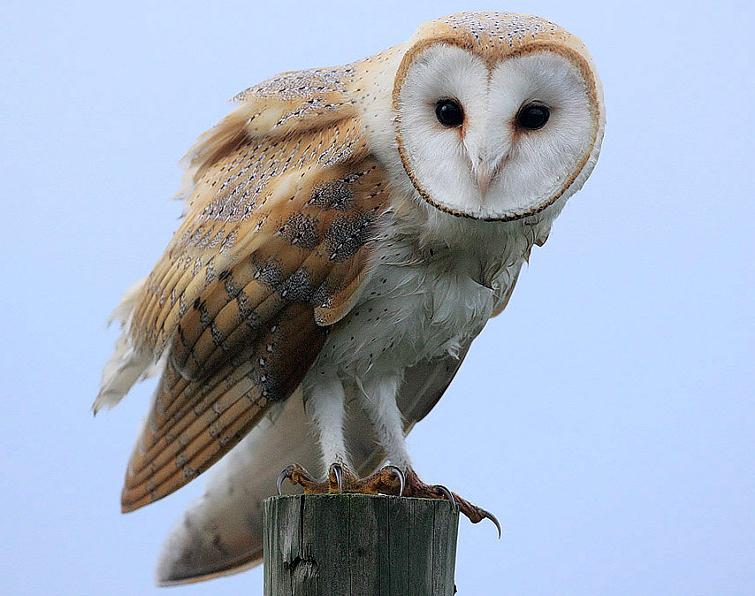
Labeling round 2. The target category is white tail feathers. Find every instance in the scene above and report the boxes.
[156,393,317,584]
[92,279,156,415]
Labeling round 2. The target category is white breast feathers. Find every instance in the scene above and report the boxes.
[310,206,547,382]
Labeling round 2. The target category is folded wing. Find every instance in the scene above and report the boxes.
[118,64,390,512]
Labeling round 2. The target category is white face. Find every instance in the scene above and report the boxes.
[395,44,599,221]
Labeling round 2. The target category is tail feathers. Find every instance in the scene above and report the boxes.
[156,391,318,585]
[93,279,155,414]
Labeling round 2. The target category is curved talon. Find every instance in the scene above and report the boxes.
[434,485,456,507]
[385,465,405,497]
[330,462,344,492]
[480,508,502,538]
[276,464,295,496]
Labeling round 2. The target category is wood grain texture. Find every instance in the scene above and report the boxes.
[264,495,459,596]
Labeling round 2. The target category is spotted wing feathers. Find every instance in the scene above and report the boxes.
[118,66,389,512]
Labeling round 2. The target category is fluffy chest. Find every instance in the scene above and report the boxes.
[314,238,523,379]
[304,185,556,380]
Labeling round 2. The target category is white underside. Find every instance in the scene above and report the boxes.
[302,200,552,471]
[155,201,556,583]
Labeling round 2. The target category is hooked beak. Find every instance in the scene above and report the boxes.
[465,136,508,198]
[476,164,496,196]
[474,158,503,197]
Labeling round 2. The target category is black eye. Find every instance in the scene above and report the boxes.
[435,99,464,127]
[516,103,550,130]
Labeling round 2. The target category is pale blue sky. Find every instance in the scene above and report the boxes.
[1,1,753,594]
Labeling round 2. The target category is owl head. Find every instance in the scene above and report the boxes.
[391,12,605,222]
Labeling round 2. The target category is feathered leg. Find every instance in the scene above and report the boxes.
[308,374,351,468]
[361,374,411,468]
[278,372,499,533]
[277,374,353,493]
[359,373,500,533]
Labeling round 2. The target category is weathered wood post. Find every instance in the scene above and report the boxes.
[263,494,459,596]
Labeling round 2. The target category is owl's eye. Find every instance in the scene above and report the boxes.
[435,99,464,127]
[516,103,550,130]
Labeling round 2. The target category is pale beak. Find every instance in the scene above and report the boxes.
[476,164,496,196]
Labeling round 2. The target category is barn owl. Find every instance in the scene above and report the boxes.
[95,12,604,584]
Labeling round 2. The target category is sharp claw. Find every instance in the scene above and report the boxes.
[385,465,405,497]
[435,485,456,507]
[331,463,344,492]
[277,464,294,496]
[479,508,502,538]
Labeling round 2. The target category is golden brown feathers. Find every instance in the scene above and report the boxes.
[120,66,390,511]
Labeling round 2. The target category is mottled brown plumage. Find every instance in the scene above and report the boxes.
[120,75,390,512]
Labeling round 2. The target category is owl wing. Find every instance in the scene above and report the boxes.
[120,65,390,513]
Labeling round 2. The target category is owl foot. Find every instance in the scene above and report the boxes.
[277,464,498,534]
[345,464,406,496]
[402,468,501,537]
[276,463,327,494]
[277,463,404,496]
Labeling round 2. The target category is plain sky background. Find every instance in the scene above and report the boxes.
[1,1,753,594]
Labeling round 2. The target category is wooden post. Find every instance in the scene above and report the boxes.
[263,494,459,596]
